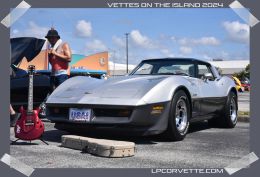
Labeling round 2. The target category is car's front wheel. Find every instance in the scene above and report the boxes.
[165,90,190,141]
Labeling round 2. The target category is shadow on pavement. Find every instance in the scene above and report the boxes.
[188,121,211,133]
[41,130,69,143]
[41,121,213,145]
[10,141,39,145]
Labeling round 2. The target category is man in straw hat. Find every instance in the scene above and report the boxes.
[45,28,72,91]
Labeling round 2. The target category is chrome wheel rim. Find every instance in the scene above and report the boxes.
[39,102,46,117]
[230,97,237,123]
[175,97,188,132]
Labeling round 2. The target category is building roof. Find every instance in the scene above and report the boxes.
[108,61,136,70]
[209,60,249,69]
[108,60,250,76]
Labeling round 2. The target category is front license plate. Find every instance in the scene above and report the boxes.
[69,108,92,122]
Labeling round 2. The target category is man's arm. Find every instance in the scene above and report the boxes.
[50,43,72,62]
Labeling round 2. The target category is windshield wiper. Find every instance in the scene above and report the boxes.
[155,72,190,76]
[155,73,175,75]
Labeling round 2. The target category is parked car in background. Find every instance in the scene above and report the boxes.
[240,77,250,91]
[10,37,47,114]
[232,76,244,92]
[11,64,52,115]
[46,58,238,141]
[11,66,106,112]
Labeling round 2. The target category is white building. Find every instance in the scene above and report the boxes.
[109,60,249,76]
[108,61,136,76]
[209,60,249,76]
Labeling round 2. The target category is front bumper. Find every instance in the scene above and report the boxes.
[46,101,171,135]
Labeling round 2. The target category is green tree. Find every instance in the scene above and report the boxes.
[245,64,250,78]
[233,64,250,80]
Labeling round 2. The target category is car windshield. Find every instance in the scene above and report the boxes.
[130,60,195,77]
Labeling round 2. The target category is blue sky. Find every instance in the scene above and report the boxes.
[11,8,249,64]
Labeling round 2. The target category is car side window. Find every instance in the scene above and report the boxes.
[197,64,214,80]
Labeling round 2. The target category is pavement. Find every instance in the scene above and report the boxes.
[238,92,250,112]
[10,121,249,168]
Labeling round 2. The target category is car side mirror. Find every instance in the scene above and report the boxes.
[203,73,214,81]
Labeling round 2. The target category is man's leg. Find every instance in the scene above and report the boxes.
[39,76,55,119]
[10,104,15,115]
[50,76,56,91]
[55,74,68,87]
[10,104,20,127]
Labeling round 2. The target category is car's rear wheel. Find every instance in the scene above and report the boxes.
[165,90,190,141]
[208,91,237,128]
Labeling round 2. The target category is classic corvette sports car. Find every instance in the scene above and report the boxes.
[46,58,238,141]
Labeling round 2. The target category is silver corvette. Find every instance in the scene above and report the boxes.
[46,58,238,141]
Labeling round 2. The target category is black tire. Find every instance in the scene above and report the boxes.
[165,90,190,141]
[208,91,237,128]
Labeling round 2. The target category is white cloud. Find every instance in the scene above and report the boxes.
[180,46,192,55]
[75,20,92,37]
[160,49,175,57]
[12,29,19,34]
[112,36,125,47]
[85,39,107,54]
[170,36,176,41]
[222,21,249,44]
[177,36,220,46]
[26,21,49,38]
[130,30,156,49]
[11,21,49,38]
[177,38,187,45]
[219,51,229,59]
[202,54,211,60]
[199,50,236,60]
[198,37,220,45]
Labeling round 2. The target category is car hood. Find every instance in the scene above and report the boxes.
[47,75,170,106]
[94,75,169,98]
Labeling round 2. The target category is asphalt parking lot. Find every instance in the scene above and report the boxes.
[238,92,250,112]
[10,92,250,168]
[10,122,249,168]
